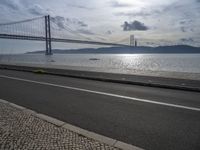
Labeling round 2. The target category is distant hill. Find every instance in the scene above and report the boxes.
[27,45,200,54]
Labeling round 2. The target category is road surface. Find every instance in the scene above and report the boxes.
[0,69,199,150]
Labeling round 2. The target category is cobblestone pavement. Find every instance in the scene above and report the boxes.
[0,102,120,150]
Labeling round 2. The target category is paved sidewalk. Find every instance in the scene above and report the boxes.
[0,101,120,150]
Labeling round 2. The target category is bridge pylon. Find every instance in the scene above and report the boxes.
[130,35,135,46]
[45,15,52,55]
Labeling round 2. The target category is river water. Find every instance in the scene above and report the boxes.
[0,54,200,79]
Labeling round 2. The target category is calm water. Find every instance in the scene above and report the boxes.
[0,54,200,74]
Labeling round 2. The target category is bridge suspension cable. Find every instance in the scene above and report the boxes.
[0,16,45,26]
[50,19,92,41]
[0,15,129,55]
[0,16,45,37]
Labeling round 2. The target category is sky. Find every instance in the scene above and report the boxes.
[0,0,200,53]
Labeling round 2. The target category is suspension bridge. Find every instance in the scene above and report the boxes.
[0,15,129,55]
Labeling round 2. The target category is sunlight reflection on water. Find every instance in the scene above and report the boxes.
[0,54,200,73]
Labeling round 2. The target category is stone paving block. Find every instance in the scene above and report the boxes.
[0,102,122,150]
[63,123,117,146]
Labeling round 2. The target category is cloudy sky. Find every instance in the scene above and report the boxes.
[0,0,200,50]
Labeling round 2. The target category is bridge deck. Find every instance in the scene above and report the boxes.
[0,34,128,47]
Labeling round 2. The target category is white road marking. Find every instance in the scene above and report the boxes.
[0,74,200,112]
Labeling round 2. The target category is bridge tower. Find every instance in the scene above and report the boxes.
[130,35,135,46]
[135,39,138,47]
[45,15,52,55]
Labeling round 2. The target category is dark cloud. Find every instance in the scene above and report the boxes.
[116,1,199,21]
[110,1,131,7]
[180,27,186,32]
[27,4,89,30]
[77,21,88,27]
[0,0,20,10]
[77,29,94,35]
[115,7,164,19]
[116,11,151,17]
[106,30,113,35]
[51,16,66,30]
[180,38,194,42]
[122,21,149,31]
[50,16,88,30]
[180,21,186,25]
[28,4,47,16]
[68,4,93,10]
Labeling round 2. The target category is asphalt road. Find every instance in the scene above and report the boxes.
[0,69,199,150]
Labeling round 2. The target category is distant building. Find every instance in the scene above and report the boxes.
[130,35,135,46]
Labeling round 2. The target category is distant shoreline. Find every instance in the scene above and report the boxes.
[26,45,200,54]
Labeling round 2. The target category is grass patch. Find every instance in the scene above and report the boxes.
[33,69,47,74]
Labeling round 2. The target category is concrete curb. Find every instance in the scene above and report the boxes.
[9,103,26,110]
[36,113,65,127]
[0,99,144,150]
[0,63,200,92]
[0,99,9,104]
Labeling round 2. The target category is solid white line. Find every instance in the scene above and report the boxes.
[0,74,200,112]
